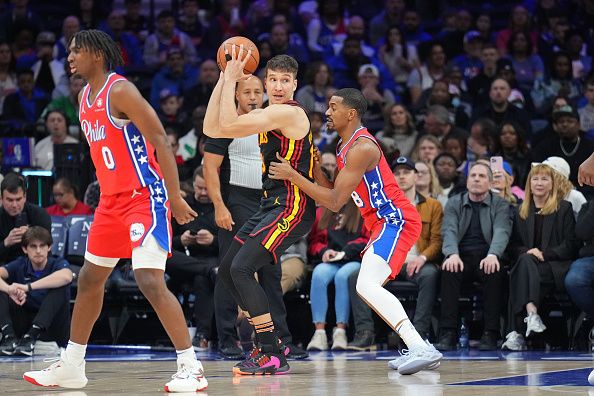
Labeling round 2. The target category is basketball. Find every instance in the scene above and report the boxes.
[216,36,260,75]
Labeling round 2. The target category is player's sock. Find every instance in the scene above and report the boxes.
[64,340,87,365]
[245,314,259,344]
[252,313,278,351]
[395,319,426,350]
[176,346,197,361]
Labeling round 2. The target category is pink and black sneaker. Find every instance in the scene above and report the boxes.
[232,345,290,376]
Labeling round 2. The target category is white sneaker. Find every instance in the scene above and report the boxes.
[501,331,526,351]
[588,369,594,385]
[388,341,441,371]
[306,330,328,351]
[331,328,347,350]
[524,313,547,337]
[164,357,208,393]
[397,343,443,375]
[23,350,88,388]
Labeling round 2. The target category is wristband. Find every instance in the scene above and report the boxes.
[27,283,32,292]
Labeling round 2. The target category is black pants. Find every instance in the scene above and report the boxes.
[214,185,291,346]
[0,285,70,347]
[439,250,504,333]
[508,253,556,332]
[166,250,218,338]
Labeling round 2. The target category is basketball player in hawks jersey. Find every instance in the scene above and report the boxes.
[204,49,315,375]
[22,30,208,393]
[269,88,443,374]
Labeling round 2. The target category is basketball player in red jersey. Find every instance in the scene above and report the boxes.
[23,30,208,393]
[269,88,442,374]
[204,48,315,375]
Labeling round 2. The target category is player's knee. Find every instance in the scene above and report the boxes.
[135,270,166,298]
[229,257,252,281]
[77,264,108,293]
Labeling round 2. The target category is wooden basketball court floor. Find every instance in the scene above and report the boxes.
[2,348,594,395]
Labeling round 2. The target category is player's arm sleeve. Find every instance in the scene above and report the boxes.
[204,137,232,155]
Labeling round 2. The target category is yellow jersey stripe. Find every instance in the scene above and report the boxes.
[264,184,302,249]
[284,138,296,161]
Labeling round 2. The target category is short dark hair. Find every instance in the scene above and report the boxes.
[22,226,52,248]
[55,177,79,198]
[157,10,175,20]
[193,165,204,180]
[333,88,368,118]
[16,68,34,78]
[69,29,124,71]
[1,173,26,196]
[265,54,298,78]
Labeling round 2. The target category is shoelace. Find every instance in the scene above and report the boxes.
[171,365,204,380]
[41,356,63,371]
[256,354,271,367]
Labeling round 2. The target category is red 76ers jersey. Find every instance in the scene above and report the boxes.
[79,72,164,196]
[336,127,419,232]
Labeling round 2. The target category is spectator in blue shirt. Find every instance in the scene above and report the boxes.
[150,48,198,109]
[0,226,73,356]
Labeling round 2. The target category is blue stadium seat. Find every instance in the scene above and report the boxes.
[50,216,68,258]
[66,215,94,264]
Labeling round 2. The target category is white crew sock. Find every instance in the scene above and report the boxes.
[176,346,197,362]
[65,340,87,365]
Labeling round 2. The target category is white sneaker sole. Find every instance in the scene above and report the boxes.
[23,373,88,388]
[164,379,208,393]
[398,354,443,375]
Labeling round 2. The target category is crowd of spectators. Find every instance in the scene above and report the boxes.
[3,0,594,356]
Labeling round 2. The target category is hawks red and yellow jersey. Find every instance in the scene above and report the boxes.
[336,126,419,232]
[79,72,164,196]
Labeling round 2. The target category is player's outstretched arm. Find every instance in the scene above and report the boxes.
[110,80,197,224]
[269,140,379,212]
[203,72,225,138]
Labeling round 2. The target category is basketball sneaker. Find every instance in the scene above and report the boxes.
[306,329,328,351]
[588,369,594,385]
[233,345,290,376]
[164,357,208,393]
[331,328,347,350]
[396,342,442,375]
[23,350,88,388]
[524,313,547,337]
[234,340,290,372]
[501,331,526,351]
[388,341,441,371]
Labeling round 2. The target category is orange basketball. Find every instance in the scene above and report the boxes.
[216,36,260,75]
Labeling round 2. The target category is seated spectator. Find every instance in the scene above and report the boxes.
[266,21,310,66]
[531,52,582,115]
[0,41,17,115]
[45,177,93,217]
[178,106,206,165]
[54,16,80,63]
[376,104,418,158]
[495,5,538,57]
[0,173,51,265]
[472,78,532,143]
[83,181,100,211]
[505,30,544,92]
[467,118,496,163]
[369,0,403,46]
[414,81,470,131]
[16,31,65,97]
[177,0,206,51]
[123,0,149,43]
[415,160,444,206]
[103,9,143,68]
[491,161,519,205]
[143,10,197,69]
[579,77,594,139]
[565,200,594,323]
[157,89,190,134]
[533,105,594,198]
[411,134,441,164]
[436,162,511,351]
[347,157,442,350]
[2,69,49,134]
[378,25,419,89]
[418,102,468,142]
[166,129,192,183]
[76,0,104,30]
[451,30,483,83]
[40,74,85,135]
[34,110,79,170]
[203,0,246,52]
[401,9,432,47]
[407,42,447,105]
[358,64,395,133]
[306,200,368,351]
[320,152,337,179]
[566,30,592,79]
[468,43,500,110]
[168,166,218,348]
[502,164,578,350]
[493,121,531,189]
[279,237,308,294]
[540,156,587,218]
[182,59,218,113]
[295,61,334,114]
[433,152,466,202]
[442,133,467,169]
[150,48,198,108]
[0,226,72,356]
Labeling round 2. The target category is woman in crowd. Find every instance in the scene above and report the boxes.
[378,25,419,90]
[375,104,418,158]
[411,134,441,164]
[505,30,544,92]
[34,110,79,170]
[306,200,369,351]
[45,177,94,216]
[502,164,578,351]
[415,160,445,206]
[493,121,531,189]
[296,61,334,114]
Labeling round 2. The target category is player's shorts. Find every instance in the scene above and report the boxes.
[362,216,422,280]
[234,186,315,262]
[85,180,172,270]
